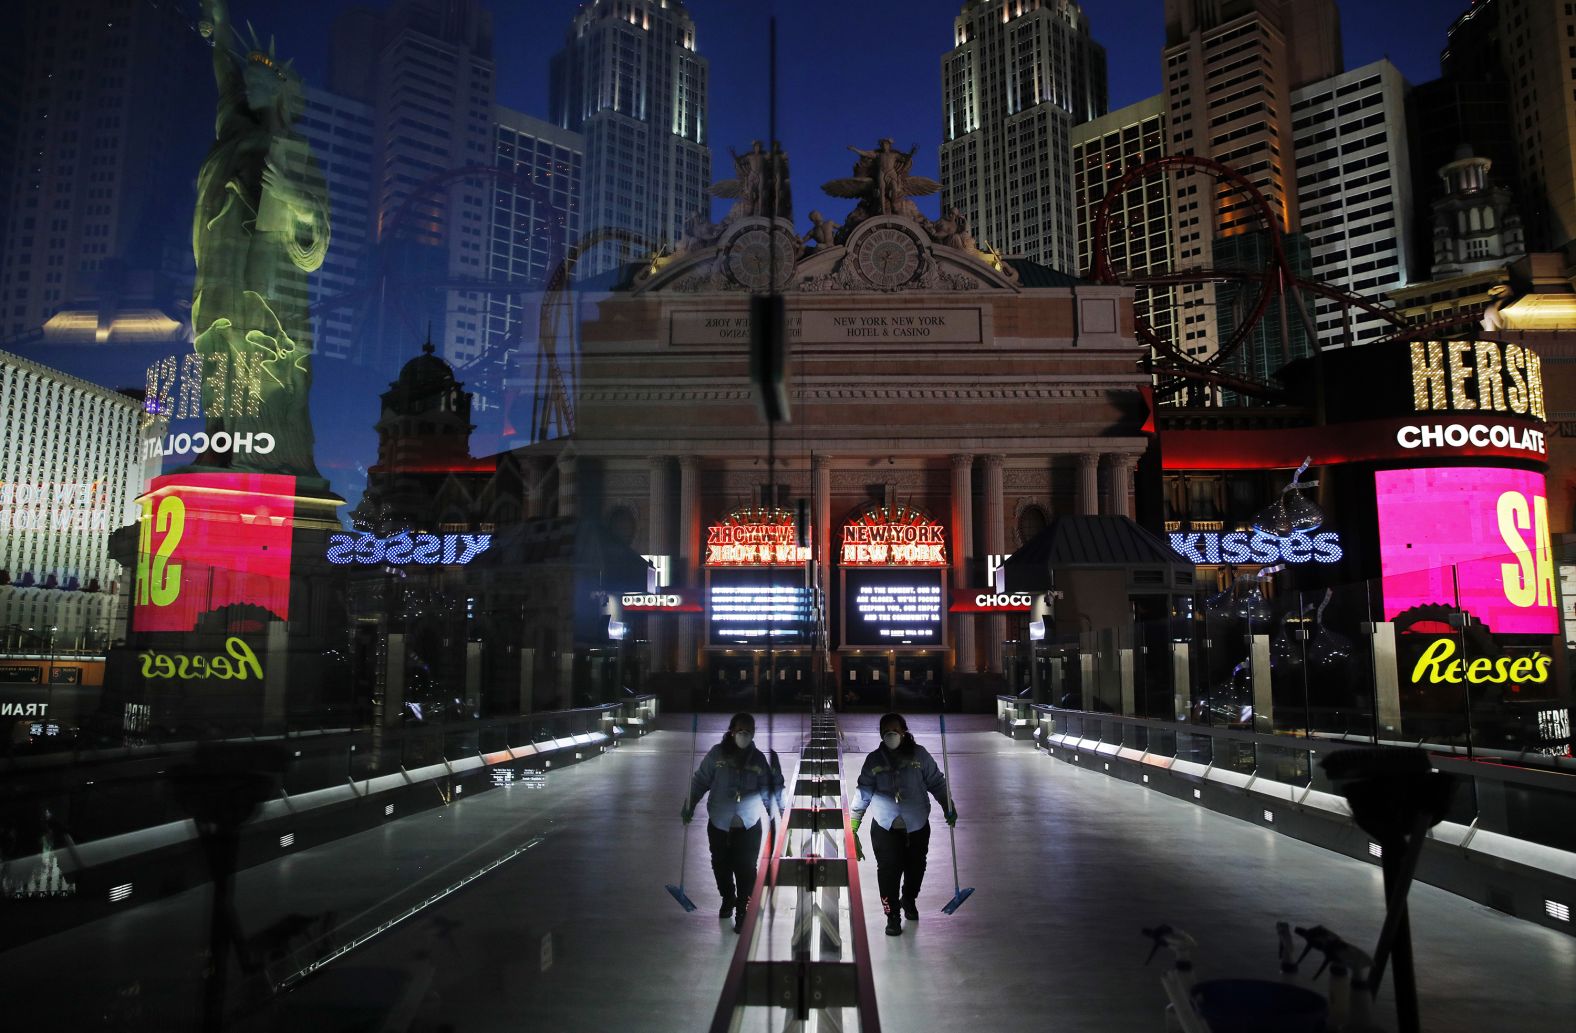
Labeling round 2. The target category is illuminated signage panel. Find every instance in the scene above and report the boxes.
[1375,468,1557,634]
[1167,530,1343,565]
[950,589,1034,612]
[707,569,814,646]
[325,532,492,565]
[1409,341,1545,420]
[706,509,809,566]
[845,569,944,646]
[841,507,946,567]
[620,591,702,612]
[133,473,296,633]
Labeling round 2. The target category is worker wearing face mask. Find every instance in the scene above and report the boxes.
[850,712,955,935]
[681,713,785,932]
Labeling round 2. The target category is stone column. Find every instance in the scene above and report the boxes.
[813,454,832,582]
[526,458,551,518]
[984,454,1006,673]
[1077,452,1100,516]
[1107,453,1134,520]
[647,456,670,671]
[949,454,976,674]
[557,454,577,519]
[676,455,701,673]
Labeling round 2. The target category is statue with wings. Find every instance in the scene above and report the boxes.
[709,140,792,222]
[822,139,940,229]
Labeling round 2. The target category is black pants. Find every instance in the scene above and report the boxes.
[707,823,763,905]
[870,822,931,909]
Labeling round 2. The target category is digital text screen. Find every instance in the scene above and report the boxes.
[843,568,944,646]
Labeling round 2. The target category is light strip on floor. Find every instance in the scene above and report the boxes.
[108,882,133,903]
[1547,899,1571,923]
[273,835,546,994]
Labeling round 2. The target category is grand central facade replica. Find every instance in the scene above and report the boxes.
[555,139,1150,706]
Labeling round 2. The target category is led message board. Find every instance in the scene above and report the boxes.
[707,569,814,646]
[0,481,119,532]
[841,506,946,566]
[706,508,809,566]
[844,568,944,646]
[134,473,296,633]
[1375,467,1557,634]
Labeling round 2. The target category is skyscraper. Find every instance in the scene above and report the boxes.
[1073,95,1177,356]
[1291,60,1415,348]
[0,349,154,653]
[550,0,710,278]
[0,0,208,344]
[297,86,376,364]
[330,0,497,374]
[1447,0,1576,254]
[1159,0,1340,372]
[940,0,1108,273]
[486,109,584,356]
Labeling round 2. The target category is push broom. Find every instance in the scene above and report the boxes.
[665,712,699,912]
[937,711,975,914]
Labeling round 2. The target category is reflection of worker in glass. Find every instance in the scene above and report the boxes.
[681,713,784,932]
[850,713,954,935]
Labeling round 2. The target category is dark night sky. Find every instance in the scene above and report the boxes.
[267,0,1461,222]
[49,0,1470,510]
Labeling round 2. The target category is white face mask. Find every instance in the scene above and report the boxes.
[733,731,752,750]
[882,732,902,750]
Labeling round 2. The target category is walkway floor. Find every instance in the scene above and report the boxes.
[6,713,1573,1031]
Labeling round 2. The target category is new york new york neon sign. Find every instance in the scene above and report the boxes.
[706,508,809,566]
[841,506,946,566]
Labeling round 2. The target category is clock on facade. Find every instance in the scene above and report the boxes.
[852,224,923,289]
[721,224,797,292]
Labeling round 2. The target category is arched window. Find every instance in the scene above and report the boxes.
[1483,206,1495,231]
[1468,207,1482,232]
[1457,210,1468,234]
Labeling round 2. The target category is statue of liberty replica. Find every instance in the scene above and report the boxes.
[190,0,328,483]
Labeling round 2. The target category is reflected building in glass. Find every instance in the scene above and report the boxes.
[0,350,155,695]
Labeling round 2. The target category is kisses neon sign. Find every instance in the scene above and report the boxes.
[326,531,493,566]
[1167,530,1343,565]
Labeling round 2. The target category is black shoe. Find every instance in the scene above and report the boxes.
[733,904,745,934]
[885,909,902,936]
[719,897,735,919]
[901,897,918,921]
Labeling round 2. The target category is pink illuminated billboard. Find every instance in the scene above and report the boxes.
[1375,467,1556,634]
[133,473,296,633]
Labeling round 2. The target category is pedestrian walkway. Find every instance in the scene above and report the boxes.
[5,713,1572,1031]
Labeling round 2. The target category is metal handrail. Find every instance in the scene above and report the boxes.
[1026,702,1576,794]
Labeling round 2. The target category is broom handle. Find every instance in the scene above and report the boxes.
[679,711,699,885]
[940,713,960,894]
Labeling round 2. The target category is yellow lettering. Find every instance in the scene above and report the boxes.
[1474,342,1505,410]
[1509,657,1533,680]
[227,637,264,679]
[1533,495,1555,607]
[1466,657,1492,683]
[148,496,186,608]
[134,496,153,606]
[1411,341,1447,410]
[1446,340,1476,410]
[1411,638,1459,684]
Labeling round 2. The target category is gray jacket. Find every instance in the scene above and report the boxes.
[688,742,786,830]
[852,742,949,832]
